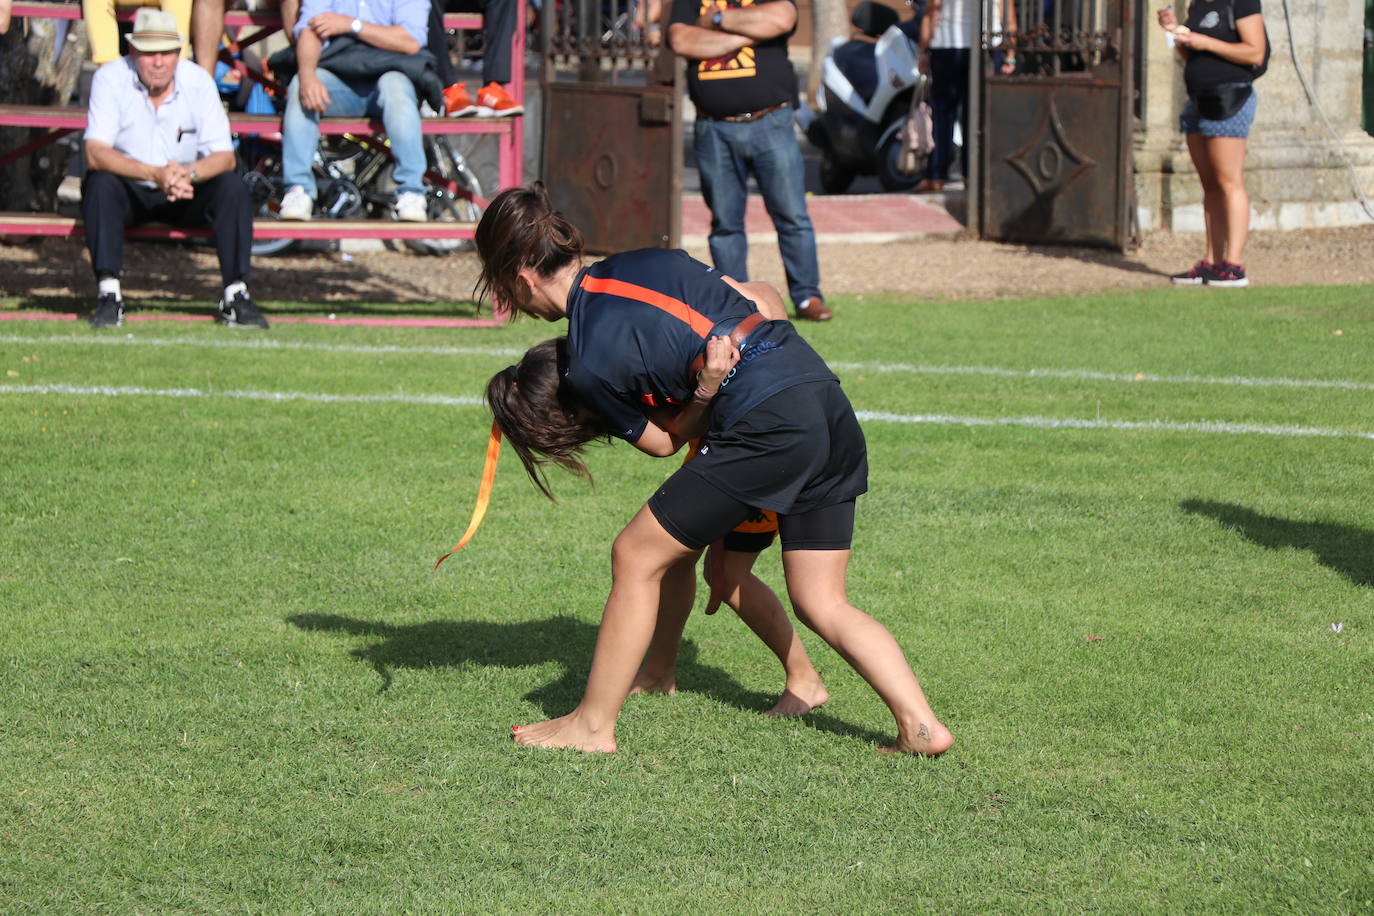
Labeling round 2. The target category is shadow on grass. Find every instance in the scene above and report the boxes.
[1181,499,1374,588]
[0,237,483,315]
[287,612,890,746]
[9,294,485,322]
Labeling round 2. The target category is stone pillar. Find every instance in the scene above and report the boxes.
[1135,0,1374,232]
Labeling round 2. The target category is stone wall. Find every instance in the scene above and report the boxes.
[1134,0,1374,231]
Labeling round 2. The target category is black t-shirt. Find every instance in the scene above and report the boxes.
[670,0,798,117]
[1182,0,1262,94]
[563,248,836,443]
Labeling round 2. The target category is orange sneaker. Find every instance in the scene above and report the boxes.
[475,82,524,117]
[442,82,479,117]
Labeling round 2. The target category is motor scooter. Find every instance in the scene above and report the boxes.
[801,1,930,193]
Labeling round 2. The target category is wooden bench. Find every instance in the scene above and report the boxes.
[0,211,477,239]
[1,1,526,240]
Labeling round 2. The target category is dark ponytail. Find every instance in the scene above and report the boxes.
[486,337,610,500]
[474,182,585,317]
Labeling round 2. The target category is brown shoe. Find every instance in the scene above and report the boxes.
[913,178,945,193]
[795,296,833,321]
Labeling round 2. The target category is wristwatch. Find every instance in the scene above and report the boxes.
[188,165,199,184]
[710,9,724,28]
[350,17,363,33]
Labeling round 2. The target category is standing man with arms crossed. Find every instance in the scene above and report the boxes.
[668,0,833,322]
[83,8,266,329]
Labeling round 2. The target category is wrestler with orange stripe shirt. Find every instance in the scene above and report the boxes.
[477,183,952,757]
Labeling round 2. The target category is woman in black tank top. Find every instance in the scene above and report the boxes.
[1157,0,1267,288]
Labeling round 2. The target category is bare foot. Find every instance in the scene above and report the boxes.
[764,678,829,718]
[879,720,955,757]
[511,710,617,753]
[627,668,677,697]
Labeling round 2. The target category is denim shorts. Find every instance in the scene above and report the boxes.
[1180,84,1258,138]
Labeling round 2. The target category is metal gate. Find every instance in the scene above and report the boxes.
[977,0,1135,248]
[540,1,682,253]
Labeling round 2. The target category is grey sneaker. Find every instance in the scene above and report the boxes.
[90,292,124,329]
[218,290,270,329]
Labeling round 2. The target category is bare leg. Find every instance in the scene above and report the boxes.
[191,0,226,73]
[1207,135,1249,265]
[1186,133,1224,264]
[513,504,697,752]
[781,549,953,755]
[722,277,788,321]
[709,549,828,716]
[278,0,300,36]
[628,555,698,695]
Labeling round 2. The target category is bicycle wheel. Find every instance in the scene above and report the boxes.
[374,136,484,256]
[236,140,297,257]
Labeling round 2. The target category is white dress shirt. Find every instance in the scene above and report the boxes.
[85,58,233,186]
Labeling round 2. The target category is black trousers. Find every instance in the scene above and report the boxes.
[428,0,516,87]
[927,47,969,182]
[82,169,253,287]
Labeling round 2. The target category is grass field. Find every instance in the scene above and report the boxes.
[2,283,1372,913]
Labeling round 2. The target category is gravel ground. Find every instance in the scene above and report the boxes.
[2,224,1372,309]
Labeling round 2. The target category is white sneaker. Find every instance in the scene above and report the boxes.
[57,175,83,203]
[278,185,313,220]
[393,191,428,222]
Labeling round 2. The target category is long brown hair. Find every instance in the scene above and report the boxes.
[474,182,585,317]
[486,337,611,499]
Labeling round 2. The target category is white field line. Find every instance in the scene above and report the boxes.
[1,382,481,407]
[853,410,1374,441]
[0,333,525,359]
[5,382,1373,441]
[827,361,1374,393]
[3,332,1371,393]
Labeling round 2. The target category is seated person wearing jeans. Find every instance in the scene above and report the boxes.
[279,0,431,221]
[83,8,265,329]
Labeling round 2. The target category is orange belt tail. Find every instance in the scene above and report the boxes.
[434,420,502,570]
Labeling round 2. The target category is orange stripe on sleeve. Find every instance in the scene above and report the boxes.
[580,275,716,339]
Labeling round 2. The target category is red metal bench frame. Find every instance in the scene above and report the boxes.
[0,1,525,240]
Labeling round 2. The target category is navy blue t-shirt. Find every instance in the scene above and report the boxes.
[563,248,837,443]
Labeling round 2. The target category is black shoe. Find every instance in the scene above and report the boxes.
[1203,261,1249,288]
[1170,260,1211,286]
[218,290,270,329]
[90,292,124,329]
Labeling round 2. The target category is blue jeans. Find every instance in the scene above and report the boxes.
[282,69,426,197]
[693,106,821,306]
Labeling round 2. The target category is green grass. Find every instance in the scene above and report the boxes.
[2,284,1372,913]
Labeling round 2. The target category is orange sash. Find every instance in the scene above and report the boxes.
[434,420,502,570]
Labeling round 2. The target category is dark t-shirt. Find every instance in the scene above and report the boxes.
[670,0,798,117]
[563,248,836,443]
[1182,0,1262,94]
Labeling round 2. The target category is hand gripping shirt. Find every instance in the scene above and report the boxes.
[563,248,836,443]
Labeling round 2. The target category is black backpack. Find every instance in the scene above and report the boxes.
[1225,0,1272,79]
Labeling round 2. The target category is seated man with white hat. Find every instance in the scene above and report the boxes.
[83,7,267,329]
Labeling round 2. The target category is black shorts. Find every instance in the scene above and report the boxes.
[647,380,867,551]
[649,472,857,551]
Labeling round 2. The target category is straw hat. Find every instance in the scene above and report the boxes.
[126,7,185,53]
